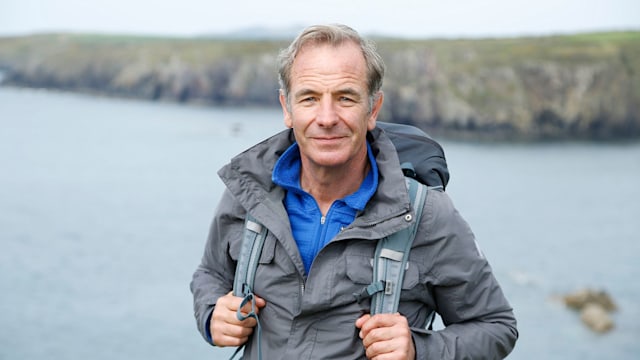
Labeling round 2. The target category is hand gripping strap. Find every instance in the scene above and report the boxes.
[229,292,263,360]
[230,213,268,360]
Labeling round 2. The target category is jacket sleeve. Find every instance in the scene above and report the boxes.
[190,189,244,345]
[412,190,518,359]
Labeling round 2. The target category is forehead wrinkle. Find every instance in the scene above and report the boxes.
[290,72,367,100]
[289,43,369,98]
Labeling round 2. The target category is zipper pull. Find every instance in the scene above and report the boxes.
[320,215,326,225]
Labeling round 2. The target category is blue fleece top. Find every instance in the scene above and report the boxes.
[272,142,379,275]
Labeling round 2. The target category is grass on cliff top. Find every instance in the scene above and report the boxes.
[0,30,638,74]
[385,31,639,63]
[2,30,638,53]
[0,33,288,67]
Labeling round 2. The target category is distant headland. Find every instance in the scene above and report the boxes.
[1,31,639,141]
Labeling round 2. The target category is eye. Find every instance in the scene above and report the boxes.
[339,96,357,105]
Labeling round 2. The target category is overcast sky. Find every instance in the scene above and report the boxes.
[1,0,639,39]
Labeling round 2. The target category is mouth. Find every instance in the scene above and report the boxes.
[312,136,347,145]
[311,132,349,140]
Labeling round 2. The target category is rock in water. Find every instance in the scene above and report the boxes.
[580,303,614,333]
[562,288,617,333]
[562,288,617,312]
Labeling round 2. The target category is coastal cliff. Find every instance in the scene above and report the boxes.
[0,32,638,141]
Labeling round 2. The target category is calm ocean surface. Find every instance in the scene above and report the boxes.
[1,87,638,359]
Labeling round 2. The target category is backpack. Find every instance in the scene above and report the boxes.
[376,121,449,190]
[230,122,448,359]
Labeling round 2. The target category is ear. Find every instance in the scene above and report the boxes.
[367,91,384,131]
[280,91,293,128]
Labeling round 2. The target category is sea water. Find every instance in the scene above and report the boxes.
[0,87,638,359]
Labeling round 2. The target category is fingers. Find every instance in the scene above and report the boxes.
[211,318,255,347]
[356,313,415,360]
[220,292,266,318]
[254,294,267,309]
[355,313,371,329]
[210,292,265,347]
[357,313,404,340]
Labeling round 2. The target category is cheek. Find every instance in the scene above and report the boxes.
[288,108,315,128]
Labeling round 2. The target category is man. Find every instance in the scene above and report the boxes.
[191,24,517,359]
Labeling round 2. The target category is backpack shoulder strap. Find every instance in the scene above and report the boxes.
[230,213,268,360]
[233,213,269,297]
[372,176,427,314]
[367,175,428,315]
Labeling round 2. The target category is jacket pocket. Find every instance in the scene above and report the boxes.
[252,234,298,299]
[229,229,296,274]
[345,254,373,285]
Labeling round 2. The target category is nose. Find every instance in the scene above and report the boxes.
[316,97,339,127]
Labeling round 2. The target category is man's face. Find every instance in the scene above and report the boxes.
[280,41,383,172]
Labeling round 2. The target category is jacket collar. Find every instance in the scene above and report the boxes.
[218,127,412,239]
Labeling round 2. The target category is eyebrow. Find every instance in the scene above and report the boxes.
[336,88,362,99]
[293,87,364,99]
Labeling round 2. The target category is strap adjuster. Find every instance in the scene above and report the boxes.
[354,281,385,303]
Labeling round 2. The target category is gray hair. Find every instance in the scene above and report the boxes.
[277,24,385,111]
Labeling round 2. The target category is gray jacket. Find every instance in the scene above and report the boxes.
[191,127,518,359]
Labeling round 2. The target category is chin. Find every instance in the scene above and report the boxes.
[311,154,350,168]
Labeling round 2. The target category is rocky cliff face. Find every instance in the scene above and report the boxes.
[377,36,639,140]
[1,32,638,141]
